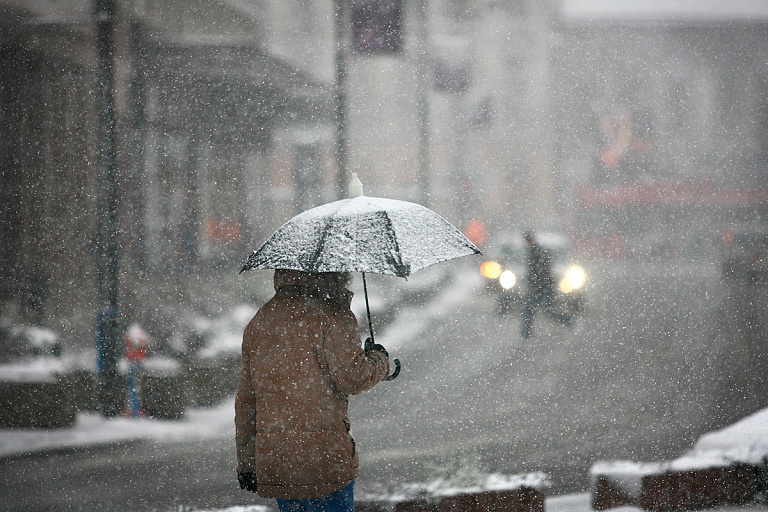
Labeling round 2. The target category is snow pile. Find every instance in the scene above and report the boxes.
[360,472,550,503]
[142,355,182,376]
[0,321,66,383]
[0,397,236,459]
[184,506,269,512]
[690,407,768,465]
[424,471,551,497]
[0,356,69,384]
[21,326,59,351]
[591,406,768,498]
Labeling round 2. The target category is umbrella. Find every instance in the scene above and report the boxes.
[240,174,481,379]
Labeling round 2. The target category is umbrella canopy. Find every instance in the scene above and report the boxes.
[241,196,480,278]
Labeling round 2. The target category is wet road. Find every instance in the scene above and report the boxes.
[1,258,765,511]
[351,259,767,495]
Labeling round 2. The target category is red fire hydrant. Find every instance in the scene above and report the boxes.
[125,323,149,417]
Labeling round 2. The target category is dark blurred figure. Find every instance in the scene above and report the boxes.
[521,230,573,339]
[22,276,47,325]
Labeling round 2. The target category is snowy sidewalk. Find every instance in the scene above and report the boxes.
[0,397,236,459]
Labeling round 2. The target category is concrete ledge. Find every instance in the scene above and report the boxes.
[358,486,546,512]
[66,369,102,411]
[0,379,76,428]
[355,499,441,512]
[591,461,758,512]
[184,354,240,408]
[439,487,545,512]
[640,464,757,512]
[591,475,635,510]
[140,374,186,420]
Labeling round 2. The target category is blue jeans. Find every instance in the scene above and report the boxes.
[276,482,355,512]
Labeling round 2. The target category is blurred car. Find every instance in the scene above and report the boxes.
[722,228,768,283]
[480,231,588,316]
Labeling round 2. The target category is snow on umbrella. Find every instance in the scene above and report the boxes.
[240,173,481,379]
[240,199,479,278]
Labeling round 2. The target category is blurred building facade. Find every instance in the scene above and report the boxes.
[1,0,768,345]
[0,0,336,346]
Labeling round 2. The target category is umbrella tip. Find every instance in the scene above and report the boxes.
[348,172,364,198]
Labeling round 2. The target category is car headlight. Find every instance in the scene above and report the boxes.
[481,260,502,280]
[559,265,586,294]
[499,270,517,290]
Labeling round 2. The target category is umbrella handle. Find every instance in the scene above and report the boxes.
[362,272,376,344]
[385,358,401,381]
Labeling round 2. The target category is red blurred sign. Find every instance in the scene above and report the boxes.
[206,218,242,243]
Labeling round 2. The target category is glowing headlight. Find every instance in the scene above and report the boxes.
[480,261,502,280]
[499,270,517,290]
[559,266,586,294]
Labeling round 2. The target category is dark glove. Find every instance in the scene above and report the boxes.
[238,472,258,493]
[364,337,388,358]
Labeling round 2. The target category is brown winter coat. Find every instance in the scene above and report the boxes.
[235,270,389,499]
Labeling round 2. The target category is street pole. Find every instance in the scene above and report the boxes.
[529,4,555,229]
[335,0,348,200]
[94,0,122,417]
[416,0,431,207]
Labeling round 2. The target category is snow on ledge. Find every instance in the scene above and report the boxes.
[0,397,236,459]
[361,472,551,503]
[0,357,69,384]
[591,406,768,493]
[692,407,768,465]
[428,472,551,497]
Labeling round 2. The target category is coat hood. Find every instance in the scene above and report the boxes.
[274,269,324,292]
[273,269,354,308]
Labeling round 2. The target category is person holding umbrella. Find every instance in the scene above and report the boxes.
[236,173,479,509]
[235,268,390,512]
